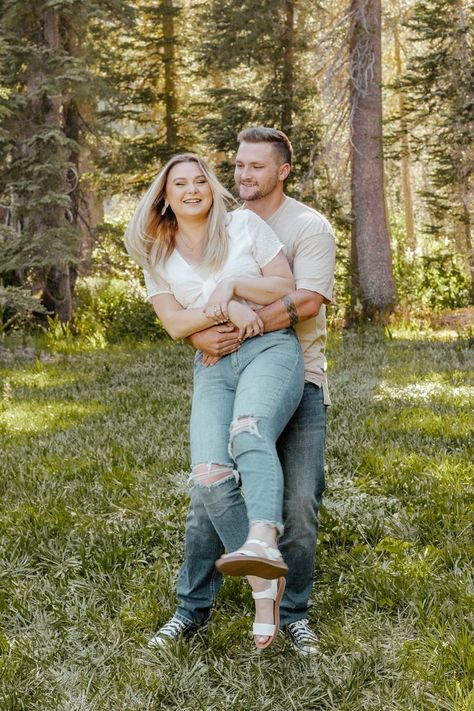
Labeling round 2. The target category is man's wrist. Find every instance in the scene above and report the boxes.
[281,295,300,327]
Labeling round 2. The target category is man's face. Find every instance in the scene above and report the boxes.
[234,141,287,201]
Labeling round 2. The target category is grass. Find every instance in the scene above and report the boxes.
[0,328,473,710]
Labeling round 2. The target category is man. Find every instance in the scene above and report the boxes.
[151,127,335,655]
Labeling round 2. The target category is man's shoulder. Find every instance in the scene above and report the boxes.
[281,197,333,236]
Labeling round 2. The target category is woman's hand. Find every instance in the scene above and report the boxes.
[228,300,264,341]
[203,279,235,322]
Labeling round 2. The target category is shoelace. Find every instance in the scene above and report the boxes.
[157,616,188,639]
[288,619,318,644]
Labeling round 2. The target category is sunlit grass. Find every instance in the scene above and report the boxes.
[0,329,472,710]
[1,400,107,434]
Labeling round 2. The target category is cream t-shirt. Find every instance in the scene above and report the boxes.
[144,209,284,308]
[265,196,335,404]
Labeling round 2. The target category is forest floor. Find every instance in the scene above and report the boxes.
[0,328,473,711]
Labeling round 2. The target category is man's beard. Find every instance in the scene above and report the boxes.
[239,182,276,201]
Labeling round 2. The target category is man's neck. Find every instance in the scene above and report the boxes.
[244,191,287,221]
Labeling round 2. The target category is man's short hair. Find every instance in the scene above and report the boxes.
[237,126,293,166]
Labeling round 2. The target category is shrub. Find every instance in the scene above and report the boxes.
[393,250,471,312]
[0,284,46,334]
[74,277,167,343]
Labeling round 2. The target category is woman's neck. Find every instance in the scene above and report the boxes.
[174,216,207,258]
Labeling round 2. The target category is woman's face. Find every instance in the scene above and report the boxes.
[165,161,213,222]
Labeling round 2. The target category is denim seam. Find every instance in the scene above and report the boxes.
[174,610,198,627]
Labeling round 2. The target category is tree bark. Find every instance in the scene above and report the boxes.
[41,9,73,323]
[393,18,415,252]
[162,0,177,150]
[454,2,474,293]
[281,0,294,136]
[349,0,396,321]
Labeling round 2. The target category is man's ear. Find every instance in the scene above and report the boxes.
[279,163,291,181]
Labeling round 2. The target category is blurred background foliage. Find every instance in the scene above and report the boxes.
[0,0,472,339]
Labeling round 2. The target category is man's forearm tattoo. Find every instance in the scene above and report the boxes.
[282,296,299,327]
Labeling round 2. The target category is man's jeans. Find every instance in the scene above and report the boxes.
[175,381,326,628]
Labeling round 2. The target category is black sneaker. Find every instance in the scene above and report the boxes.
[284,618,319,656]
[148,615,204,648]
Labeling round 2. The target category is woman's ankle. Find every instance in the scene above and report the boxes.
[247,523,278,548]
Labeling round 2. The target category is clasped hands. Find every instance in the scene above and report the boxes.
[202,278,263,342]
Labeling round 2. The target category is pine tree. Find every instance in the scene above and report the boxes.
[195,0,327,205]
[97,0,196,193]
[349,0,397,320]
[400,0,474,291]
[0,1,132,323]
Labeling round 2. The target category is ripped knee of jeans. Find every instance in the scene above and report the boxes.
[228,415,262,459]
[190,462,239,487]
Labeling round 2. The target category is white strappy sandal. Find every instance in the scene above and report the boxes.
[252,577,286,650]
[215,539,288,579]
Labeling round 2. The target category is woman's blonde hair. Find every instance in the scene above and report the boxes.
[124,153,234,277]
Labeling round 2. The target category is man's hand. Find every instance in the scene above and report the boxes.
[188,323,241,358]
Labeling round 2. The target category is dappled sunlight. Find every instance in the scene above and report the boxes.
[1,400,108,435]
[374,380,474,404]
[391,326,469,341]
[357,448,474,494]
[3,369,79,391]
[369,406,473,441]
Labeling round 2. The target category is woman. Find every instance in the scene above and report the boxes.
[125,154,304,650]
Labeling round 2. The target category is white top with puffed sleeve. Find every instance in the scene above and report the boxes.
[143,209,283,308]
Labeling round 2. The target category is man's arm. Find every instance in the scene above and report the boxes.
[188,288,326,358]
[187,323,241,357]
[258,289,327,331]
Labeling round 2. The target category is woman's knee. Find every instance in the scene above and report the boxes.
[190,462,239,488]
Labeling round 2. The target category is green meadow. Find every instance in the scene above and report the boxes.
[1,329,473,710]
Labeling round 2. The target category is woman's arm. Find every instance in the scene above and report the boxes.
[150,293,221,340]
[204,251,294,321]
[150,293,263,341]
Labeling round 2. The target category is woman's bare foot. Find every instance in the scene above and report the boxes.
[248,575,277,646]
[248,575,285,649]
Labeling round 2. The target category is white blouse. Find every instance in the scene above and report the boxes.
[143,209,284,308]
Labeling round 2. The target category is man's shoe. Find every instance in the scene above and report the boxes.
[284,618,319,656]
[148,615,204,648]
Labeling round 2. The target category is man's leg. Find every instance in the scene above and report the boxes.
[277,383,326,626]
[175,493,225,627]
[163,353,249,630]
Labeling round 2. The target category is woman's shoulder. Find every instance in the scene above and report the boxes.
[227,207,248,225]
[227,207,267,233]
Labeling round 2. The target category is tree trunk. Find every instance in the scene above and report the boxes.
[393,18,415,252]
[162,0,177,151]
[454,2,474,294]
[281,0,294,136]
[349,0,396,321]
[41,9,73,323]
[458,187,474,295]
